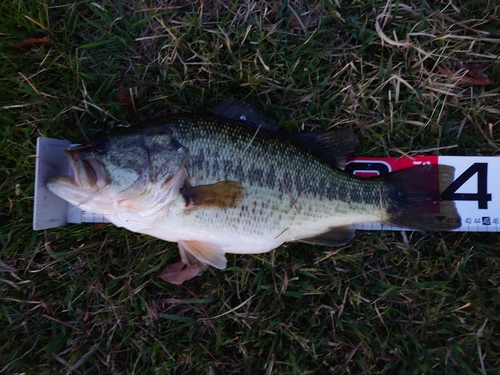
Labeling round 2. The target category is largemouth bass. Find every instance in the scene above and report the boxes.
[47,99,460,284]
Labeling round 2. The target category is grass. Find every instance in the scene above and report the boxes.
[1,0,500,373]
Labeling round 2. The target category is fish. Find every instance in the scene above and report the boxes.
[47,99,461,284]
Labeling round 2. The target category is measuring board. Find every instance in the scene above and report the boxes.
[34,137,500,232]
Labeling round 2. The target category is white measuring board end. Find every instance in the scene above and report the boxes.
[34,137,109,230]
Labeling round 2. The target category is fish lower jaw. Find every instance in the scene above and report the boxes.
[47,176,107,207]
[47,175,104,195]
[104,212,168,232]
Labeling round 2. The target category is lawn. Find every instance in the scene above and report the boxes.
[1,0,500,374]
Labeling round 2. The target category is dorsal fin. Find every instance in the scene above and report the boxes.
[289,129,359,167]
[213,98,358,166]
[212,98,277,131]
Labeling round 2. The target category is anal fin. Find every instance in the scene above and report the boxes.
[181,181,244,209]
[298,225,355,247]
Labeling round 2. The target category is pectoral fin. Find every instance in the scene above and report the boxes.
[298,225,355,246]
[181,181,245,209]
[178,240,228,269]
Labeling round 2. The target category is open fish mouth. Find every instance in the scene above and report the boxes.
[45,145,118,215]
[64,148,108,191]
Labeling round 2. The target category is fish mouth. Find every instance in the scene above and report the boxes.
[45,146,111,213]
[64,148,107,191]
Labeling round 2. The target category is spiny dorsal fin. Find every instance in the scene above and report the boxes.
[213,98,358,166]
[298,225,355,246]
[212,98,277,131]
[289,129,359,167]
[181,180,245,209]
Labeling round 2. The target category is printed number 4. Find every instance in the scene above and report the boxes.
[441,163,492,209]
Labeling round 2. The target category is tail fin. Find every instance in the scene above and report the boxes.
[385,165,461,231]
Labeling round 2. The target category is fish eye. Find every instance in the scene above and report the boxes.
[93,138,109,153]
[169,137,184,151]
